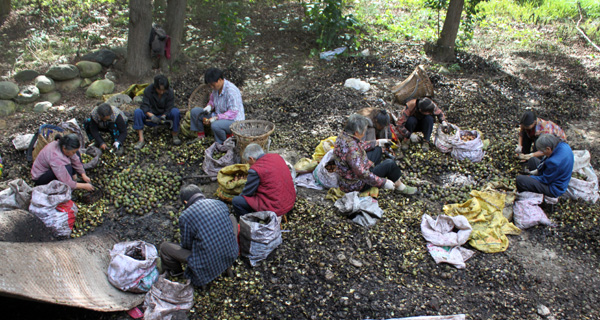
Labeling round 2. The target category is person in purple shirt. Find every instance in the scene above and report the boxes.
[190,68,245,145]
[31,134,94,191]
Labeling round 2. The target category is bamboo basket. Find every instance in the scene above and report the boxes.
[230,120,276,161]
[391,65,434,104]
[186,84,211,113]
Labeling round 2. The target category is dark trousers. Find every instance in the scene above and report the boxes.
[232,195,253,218]
[33,165,74,186]
[362,159,401,191]
[405,115,434,141]
[83,118,119,146]
[527,157,543,171]
[366,146,382,165]
[522,132,537,155]
[516,175,554,197]
[133,108,181,132]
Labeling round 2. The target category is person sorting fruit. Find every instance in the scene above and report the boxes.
[190,67,245,144]
[84,103,128,156]
[159,184,238,287]
[333,114,417,195]
[357,107,392,141]
[232,143,296,221]
[133,74,181,149]
[393,97,448,152]
[31,133,94,191]
[515,111,567,164]
[515,134,573,198]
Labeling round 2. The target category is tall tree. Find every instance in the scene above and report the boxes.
[165,0,187,64]
[125,0,153,80]
[0,0,11,19]
[428,0,464,62]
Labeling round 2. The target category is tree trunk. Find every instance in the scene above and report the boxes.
[165,0,187,64]
[429,0,464,62]
[125,0,153,80]
[0,0,11,19]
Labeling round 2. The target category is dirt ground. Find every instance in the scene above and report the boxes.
[1,2,600,319]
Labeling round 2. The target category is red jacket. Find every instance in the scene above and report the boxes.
[244,153,296,216]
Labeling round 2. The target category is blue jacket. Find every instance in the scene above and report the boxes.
[533,142,574,197]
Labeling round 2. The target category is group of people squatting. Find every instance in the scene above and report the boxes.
[29,66,574,287]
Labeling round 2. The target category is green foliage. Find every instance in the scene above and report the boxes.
[302,0,361,52]
[215,2,253,52]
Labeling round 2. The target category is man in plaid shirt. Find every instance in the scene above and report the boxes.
[160,184,238,287]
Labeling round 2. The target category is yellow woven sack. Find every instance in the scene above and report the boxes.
[217,164,250,195]
[294,158,319,174]
[312,136,337,161]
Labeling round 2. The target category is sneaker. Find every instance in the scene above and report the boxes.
[422,141,430,152]
[173,136,182,146]
[134,141,145,150]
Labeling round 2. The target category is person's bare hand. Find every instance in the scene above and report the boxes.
[81,183,94,191]
[100,144,108,150]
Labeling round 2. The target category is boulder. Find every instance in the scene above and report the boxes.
[82,49,117,67]
[80,78,94,88]
[15,85,40,104]
[105,71,117,82]
[55,78,83,93]
[0,81,19,100]
[14,70,40,82]
[105,94,132,107]
[76,61,103,78]
[40,91,62,104]
[86,79,115,98]
[111,46,127,58]
[33,101,52,113]
[46,64,80,81]
[0,100,16,116]
[34,75,56,93]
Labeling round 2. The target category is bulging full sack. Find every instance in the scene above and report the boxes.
[143,273,194,320]
[434,123,460,153]
[564,150,599,203]
[450,130,484,162]
[313,149,339,189]
[28,180,77,237]
[240,211,282,267]
[202,138,239,180]
[107,241,159,293]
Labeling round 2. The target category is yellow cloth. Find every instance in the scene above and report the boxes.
[312,136,337,161]
[294,158,319,173]
[325,187,379,202]
[444,190,521,253]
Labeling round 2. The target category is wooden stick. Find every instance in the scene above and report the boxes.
[576,2,600,52]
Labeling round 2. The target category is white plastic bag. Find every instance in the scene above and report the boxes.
[434,123,460,154]
[28,180,77,237]
[334,192,383,227]
[450,130,485,162]
[421,214,474,269]
[0,179,33,212]
[313,149,339,189]
[12,134,35,151]
[513,192,554,229]
[143,273,194,320]
[240,211,282,267]
[572,150,591,172]
[344,78,370,93]
[107,241,159,293]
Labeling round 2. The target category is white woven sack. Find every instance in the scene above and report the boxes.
[450,130,484,162]
[107,241,159,293]
[565,166,599,203]
[313,149,339,189]
[28,180,74,237]
[434,123,460,153]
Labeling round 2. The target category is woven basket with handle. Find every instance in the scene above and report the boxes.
[391,65,434,104]
[186,84,211,113]
[230,120,276,161]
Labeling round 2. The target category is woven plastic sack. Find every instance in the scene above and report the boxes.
[311,136,337,161]
[28,180,77,237]
[0,179,33,212]
[143,273,194,320]
[564,166,599,203]
[80,146,102,170]
[450,130,485,162]
[178,110,197,139]
[313,149,339,189]
[240,211,282,267]
[294,158,318,174]
[572,150,591,172]
[434,123,460,153]
[513,192,554,229]
[202,138,239,180]
[107,241,159,293]
[215,164,250,202]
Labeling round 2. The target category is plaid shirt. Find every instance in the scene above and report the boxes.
[523,118,567,142]
[209,79,245,121]
[333,131,385,192]
[393,99,446,139]
[180,198,238,287]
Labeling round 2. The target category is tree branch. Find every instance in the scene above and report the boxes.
[575,2,600,52]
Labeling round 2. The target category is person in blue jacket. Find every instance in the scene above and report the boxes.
[516,134,574,198]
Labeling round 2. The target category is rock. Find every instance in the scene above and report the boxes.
[0,81,19,100]
[76,61,103,78]
[105,71,117,82]
[0,100,16,116]
[361,49,370,56]
[80,78,94,88]
[337,253,346,261]
[14,69,40,82]
[537,304,551,316]
[86,79,115,98]
[82,48,117,67]
[105,94,132,107]
[34,75,56,93]
[46,64,80,81]
[55,78,83,92]
[40,91,62,104]
[15,85,40,104]
[33,101,52,113]
[133,95,144,104]
[349,258,363,268]
[111,46,127,57]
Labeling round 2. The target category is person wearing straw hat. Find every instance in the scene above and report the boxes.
[232,144,296,221]
[190,68,245,144]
